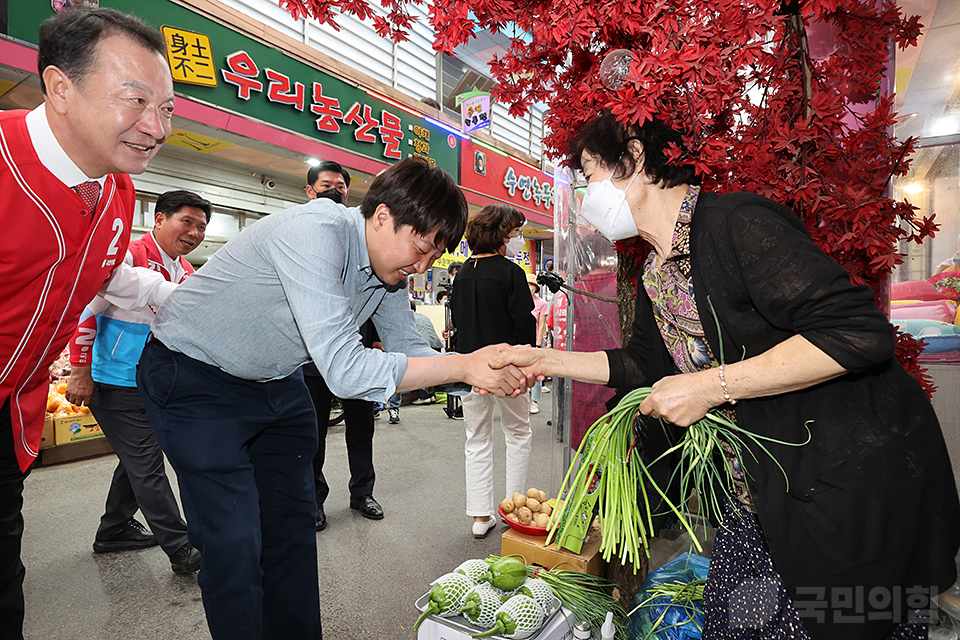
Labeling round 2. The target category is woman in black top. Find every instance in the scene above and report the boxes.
[450,204,537,538]
[492,113,960,640]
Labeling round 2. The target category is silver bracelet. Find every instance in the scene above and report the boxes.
[718,364,737,405]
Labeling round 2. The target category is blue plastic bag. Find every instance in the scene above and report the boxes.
[628,552,710,640]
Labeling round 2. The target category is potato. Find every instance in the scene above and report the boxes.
[512,492,527,507]
[506,512,519,522]
[501,498,516,514]
[535,513,550,528]
[539,502,552,517]
[516,506,533,525]
[527,488,540,499]
[525,498,541,513]
[538,490,547,503]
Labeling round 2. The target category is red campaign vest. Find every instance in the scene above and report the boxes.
[127,232,195,284]
[0,110,137,471]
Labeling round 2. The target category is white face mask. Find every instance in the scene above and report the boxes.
[579,170,641,241]
[505,235,525,257]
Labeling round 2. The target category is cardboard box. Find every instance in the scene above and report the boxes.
[40,414,56,449]
[40,436,114,466]
[501,525,604,576]
[417,606,575,640]
[53,413,103,445]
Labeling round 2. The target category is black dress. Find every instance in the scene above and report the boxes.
[605,191,960,640]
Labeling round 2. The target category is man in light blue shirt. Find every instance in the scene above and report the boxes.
[137,157,526,640]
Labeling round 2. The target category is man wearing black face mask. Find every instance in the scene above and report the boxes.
[305,161,349,204]
[302,161,384,531]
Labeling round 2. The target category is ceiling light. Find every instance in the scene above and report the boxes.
[306,158,321,167]
[903,183,923,195]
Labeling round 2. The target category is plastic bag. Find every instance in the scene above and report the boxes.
[628,552,710,640]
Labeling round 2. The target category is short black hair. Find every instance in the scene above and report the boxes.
[436,290,449,302]
[465,204,525,254]
[155,190,212,223]
[566,112,700,189]
[360,157,466,253]
[447,262,462,276]
[410,300,417,312]
[307,161,351,188]
[38,6,166,94]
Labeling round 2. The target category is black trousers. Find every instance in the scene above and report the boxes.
[303,374,375,506]
[0,398,31,640]
[89,384,189,555]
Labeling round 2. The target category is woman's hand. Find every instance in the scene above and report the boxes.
[638,370,724,427]
[464,344,529,397]
[488,344,546,388]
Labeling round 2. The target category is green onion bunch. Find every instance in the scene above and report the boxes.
[629,578,707,640]
[548,387,808,573]
[649,407,809,533]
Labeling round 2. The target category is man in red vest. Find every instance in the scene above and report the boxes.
[0,7,175,639]
[66,191,211,576]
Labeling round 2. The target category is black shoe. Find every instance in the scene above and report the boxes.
[316,505,327,531]
[349,494,384,520]
[169,543,201,574]
[93,518,159,553]
[388,408,400,424]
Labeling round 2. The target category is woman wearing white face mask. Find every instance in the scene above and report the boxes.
[490,113,960,640]
[450,204,536,538]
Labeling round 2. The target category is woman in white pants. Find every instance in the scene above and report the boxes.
[450,204,537,537]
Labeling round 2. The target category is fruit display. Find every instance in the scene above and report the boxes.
[414,556,561,639]
[416,556,630,639]
[46,382,90,417]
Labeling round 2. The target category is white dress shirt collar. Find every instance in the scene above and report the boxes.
[147,231,185,282]
[24,105,107,189]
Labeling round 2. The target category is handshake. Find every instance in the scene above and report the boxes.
[461,344,547,398]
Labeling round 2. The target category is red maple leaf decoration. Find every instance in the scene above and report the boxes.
[277,0,935,394]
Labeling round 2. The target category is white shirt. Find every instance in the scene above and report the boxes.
[25,105,175,310]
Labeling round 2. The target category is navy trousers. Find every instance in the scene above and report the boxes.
[138,340,322,640]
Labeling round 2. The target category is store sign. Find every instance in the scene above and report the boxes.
[433,238,535,273]
[458,92,490,134]
[218,49,406,161]
[502,167,553,210]
[160,26,217,87]
[7,1,459,173]
[460,140,554,219]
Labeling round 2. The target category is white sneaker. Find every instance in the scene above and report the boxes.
[472,517,496,539]
[542,385,550,393]
[529,401,539,414]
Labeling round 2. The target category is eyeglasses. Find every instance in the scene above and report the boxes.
[508,228,524,238]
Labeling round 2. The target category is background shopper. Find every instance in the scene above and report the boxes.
[66,190,211,574]
[526,272,548,414]
[450,204,536,538]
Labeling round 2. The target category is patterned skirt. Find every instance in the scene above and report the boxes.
[701,500,927,640]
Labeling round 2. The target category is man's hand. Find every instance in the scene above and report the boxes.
[462,345,529,397]
[65,366,95,406]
